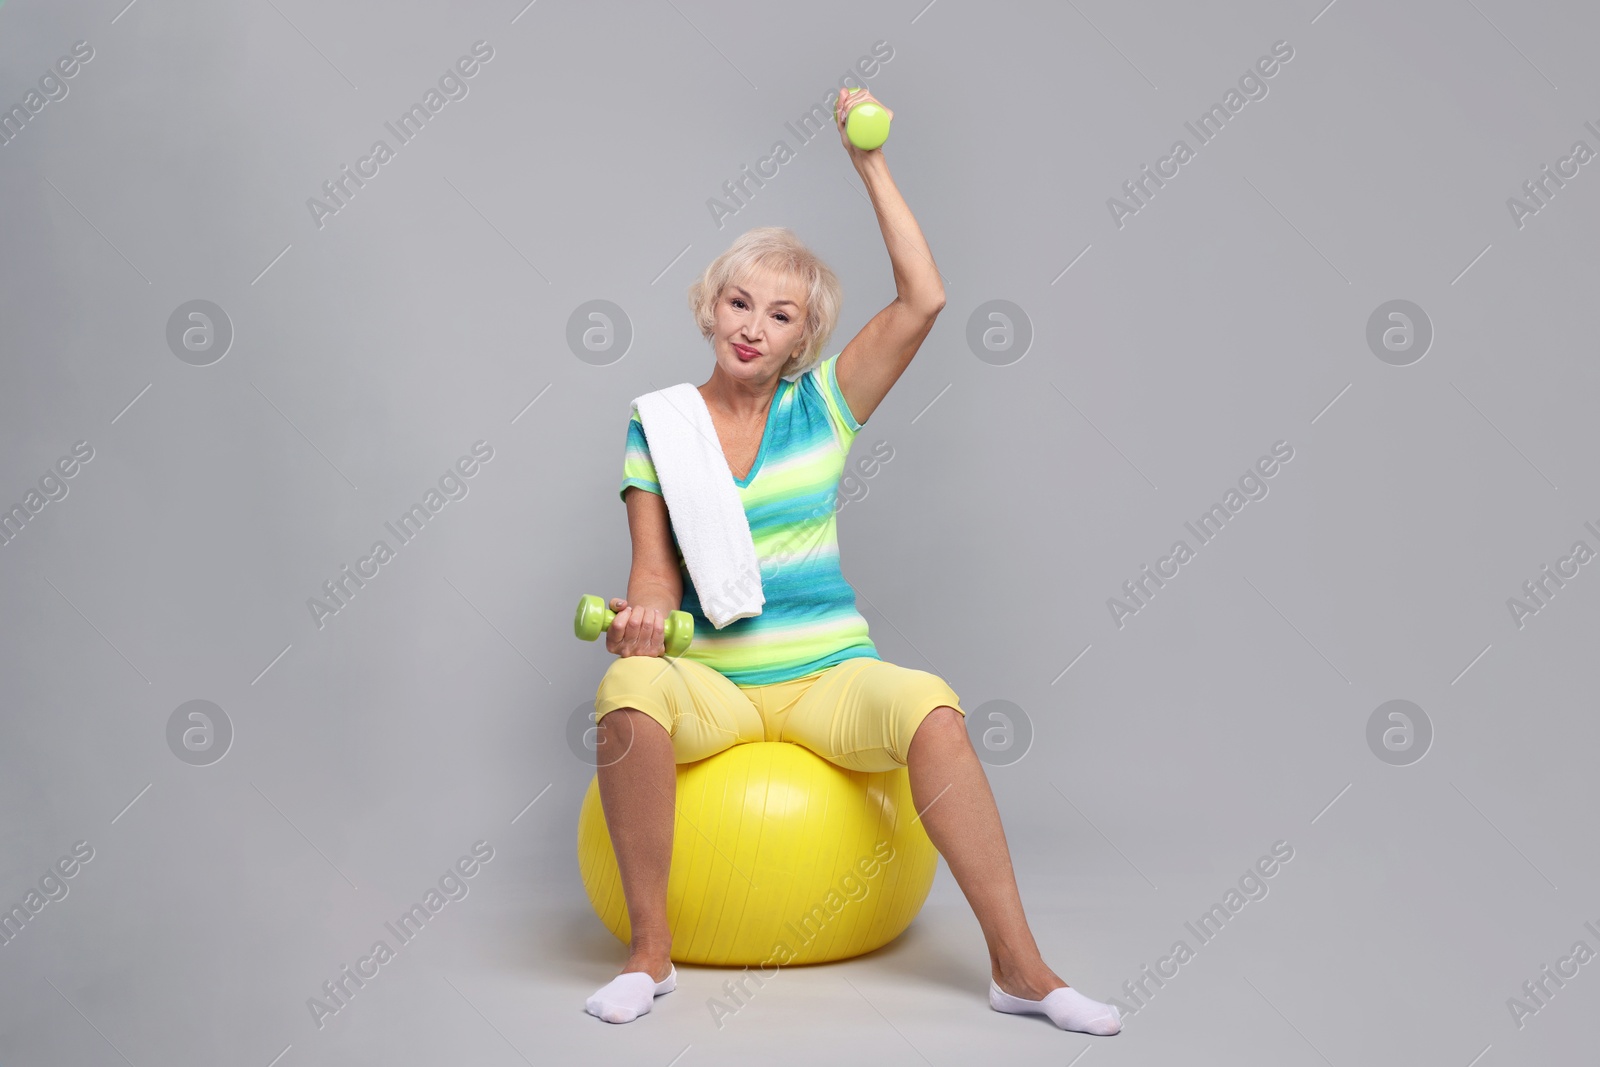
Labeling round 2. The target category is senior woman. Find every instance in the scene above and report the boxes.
[584,88,1120,1037]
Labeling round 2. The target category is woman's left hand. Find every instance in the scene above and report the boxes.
[835,87,892,161]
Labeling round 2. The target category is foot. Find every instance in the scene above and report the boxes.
[992,965,1068,1002]
[620,949,675,985]
[991,967,1120,1036]
[584,952,677,1024]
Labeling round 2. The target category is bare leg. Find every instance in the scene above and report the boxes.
[905,707,1065,1001]
[594,708,675,983]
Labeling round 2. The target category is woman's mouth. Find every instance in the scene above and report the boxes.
[733,344,760,361]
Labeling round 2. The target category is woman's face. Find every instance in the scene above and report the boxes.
[711,265,808,384]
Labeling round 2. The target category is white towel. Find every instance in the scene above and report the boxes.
[632,383,765,629]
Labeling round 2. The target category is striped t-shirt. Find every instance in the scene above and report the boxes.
[620,352,881,687]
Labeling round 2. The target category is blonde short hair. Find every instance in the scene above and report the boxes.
[687,227,841,380]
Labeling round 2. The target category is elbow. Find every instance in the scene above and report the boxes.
[906,289,946,319]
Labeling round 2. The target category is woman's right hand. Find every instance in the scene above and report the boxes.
[605,597,667,658]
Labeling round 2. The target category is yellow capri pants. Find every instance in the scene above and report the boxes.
[593,655,965,772]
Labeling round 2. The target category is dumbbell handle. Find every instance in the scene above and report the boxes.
[573,594,694,658]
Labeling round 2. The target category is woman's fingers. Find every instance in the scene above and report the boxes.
[628,606,661,657]
[609,604,637,652]
[628,606,653,656]
[839,87,881,113]
[839,87,861,121]
[640,607,660,655]
[604,605,626,652]
[606,603,668,657]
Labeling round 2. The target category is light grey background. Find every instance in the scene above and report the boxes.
[3,0,1597,1064]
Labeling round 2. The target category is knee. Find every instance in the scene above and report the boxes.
[594,707,667,764]
[595,657,670,714]
[595,706,653,737]
[909,705,966,756]
[599,654,666,687]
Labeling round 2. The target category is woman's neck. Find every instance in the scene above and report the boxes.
[699,367,779,422]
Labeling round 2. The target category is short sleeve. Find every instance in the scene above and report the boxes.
[809,352,864,450]
[619,404,663,502]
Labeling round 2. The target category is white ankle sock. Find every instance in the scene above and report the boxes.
[585,965,677,1024]
[989,980,1122,1035]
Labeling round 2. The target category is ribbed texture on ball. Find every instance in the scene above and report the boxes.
[577,742,938,966]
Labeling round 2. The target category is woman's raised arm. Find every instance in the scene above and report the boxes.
[832,88,946,427]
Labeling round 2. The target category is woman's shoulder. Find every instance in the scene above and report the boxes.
[792,353,862,438]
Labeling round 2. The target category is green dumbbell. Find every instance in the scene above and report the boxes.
[835,89,890,151]
[574,594,694,657]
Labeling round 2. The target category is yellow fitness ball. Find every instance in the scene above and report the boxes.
[577,741,939,966]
